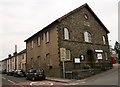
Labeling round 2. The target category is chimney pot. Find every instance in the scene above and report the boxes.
[8,54,11,58]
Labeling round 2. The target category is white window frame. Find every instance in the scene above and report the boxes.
[84,31,92,42]
[31,40,33,48]
[66,50,71,61]
[37,36,41,46]
[103,36,106,44]
[46,31,49,43]
[64,28,69,40]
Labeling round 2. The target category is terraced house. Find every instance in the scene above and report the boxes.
[25,3,112,78]
[6,49,26,73]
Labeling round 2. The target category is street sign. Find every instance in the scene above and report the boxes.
[60,48,66,78]
[60,48,66,61]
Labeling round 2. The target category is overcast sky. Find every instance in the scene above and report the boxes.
[0,0,119,60]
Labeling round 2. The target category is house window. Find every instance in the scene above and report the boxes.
[46,53,50,66]
[37,36,41,46]
[66,50,71,61]
[46,31,49,43]
[64,28,69,40]
[103,36,106,44]
[22,55,24,59]
[105,52,108,60]
[31,40,33,48]
[84,32,92,42]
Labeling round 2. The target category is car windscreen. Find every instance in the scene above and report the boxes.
[36,69,44,74]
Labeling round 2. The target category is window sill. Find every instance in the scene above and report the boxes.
[38,45,40,47]
[64,39,70,41]
[46,42,49,44]
[64,60,72,62]
[84,41,92,44]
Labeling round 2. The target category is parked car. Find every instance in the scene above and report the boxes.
[2,69,6,74]
[13,70,26,77]
[7,70,15,76]
[26,69,45,81]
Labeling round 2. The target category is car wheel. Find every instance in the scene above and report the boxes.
[32,77,35,81]
[43,77,46,80]
[26,76,28,80]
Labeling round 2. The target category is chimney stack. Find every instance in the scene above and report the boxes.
[8,54,11,58]
[13,45,17,56]
[15,45,17,53]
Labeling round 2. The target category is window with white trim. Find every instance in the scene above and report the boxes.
[103,36,106,44]
[64,28,69,40]
[66,50,71,61]
[31,40,33,48]
[46,31,49,43]
[84,32,92,42]
[37,36,41,46]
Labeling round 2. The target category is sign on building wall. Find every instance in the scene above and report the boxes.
[95,50,103,60]
[97,53,103,59]
[80,55,85,61]
[74,58,80,63]
[60,48,66,61]
[95,50,103,53]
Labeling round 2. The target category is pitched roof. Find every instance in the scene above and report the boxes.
[25,3,110,42]
[57,3,109,33]
[2,49,26,61]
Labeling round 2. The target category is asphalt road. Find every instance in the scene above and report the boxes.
[1,74,29,85]
[1,64,119,86]
[1,74,68,86]
[70,64,119,86]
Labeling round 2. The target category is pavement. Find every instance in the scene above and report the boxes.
[46,63,119,83]
[46,77,74,83]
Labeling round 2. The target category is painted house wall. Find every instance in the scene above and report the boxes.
[5,50,26,72]
[21,53,26,71]
[2,60,7,71]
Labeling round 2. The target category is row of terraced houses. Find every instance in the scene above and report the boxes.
[1,3,113,78]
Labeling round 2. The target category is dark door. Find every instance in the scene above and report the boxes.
[87,50,94,68]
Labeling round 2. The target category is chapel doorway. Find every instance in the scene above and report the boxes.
[86,50,95,68]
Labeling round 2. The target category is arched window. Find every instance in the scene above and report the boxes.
[84,31,92,42]
[66,50,71,61]
[46,31,49,43]
[64,28,69,40]
[103,36,106,44]
[37,36,40,46]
